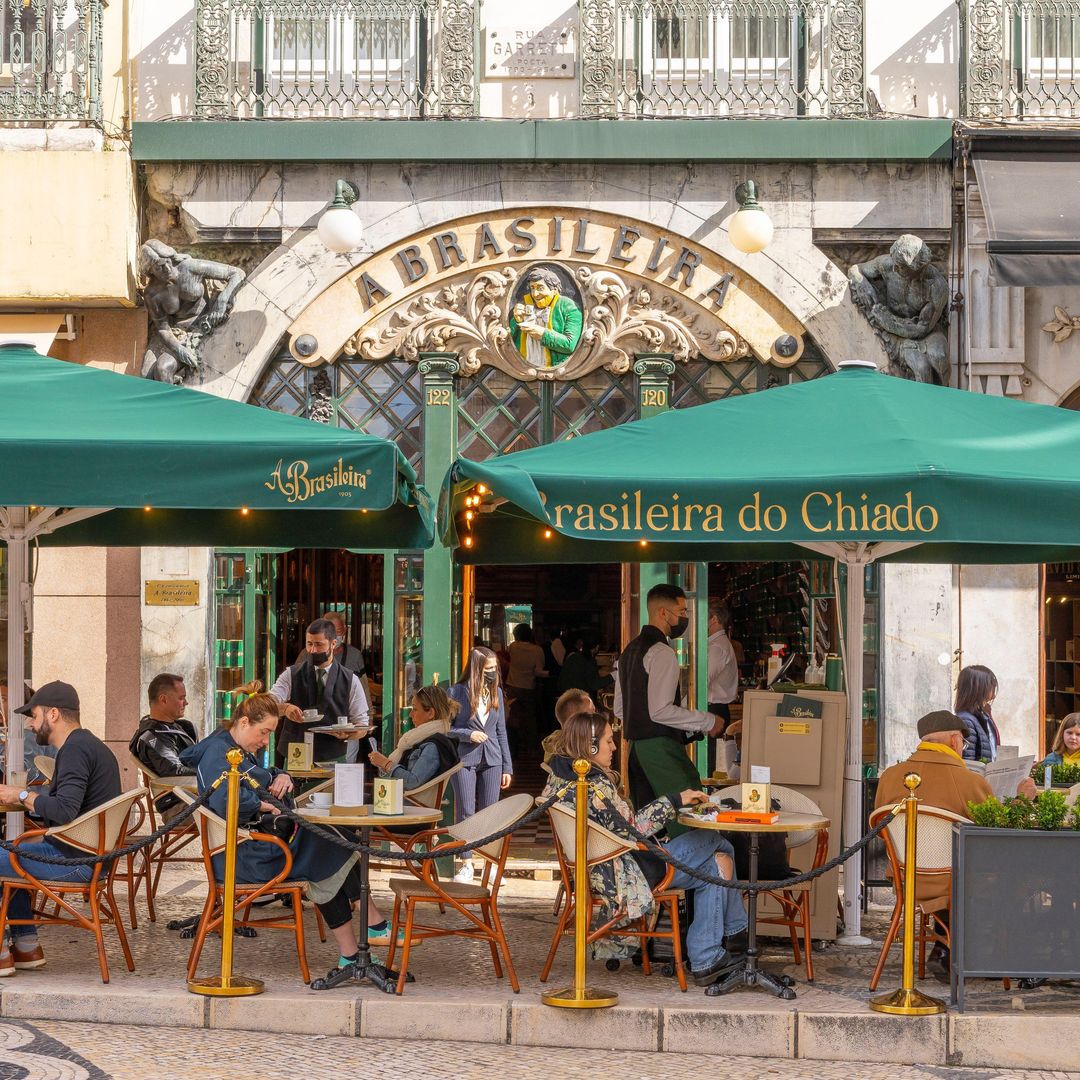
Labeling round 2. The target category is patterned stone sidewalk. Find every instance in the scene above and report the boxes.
[0,866,1073,1072]
[1,1021,1077,1080]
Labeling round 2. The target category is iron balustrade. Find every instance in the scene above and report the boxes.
[963,0,1080,119]
[578,0,866,117]
[0,0,102,123]
[193,0,478,118]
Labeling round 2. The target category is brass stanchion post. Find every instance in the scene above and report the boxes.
[542,759,618,1008]
[189,748,265,997]
[870,772,945,1016]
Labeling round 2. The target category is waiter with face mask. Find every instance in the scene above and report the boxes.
[615,584,725,836]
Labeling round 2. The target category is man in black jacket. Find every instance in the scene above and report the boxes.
[129,673,198,811]
[0,681,121,975]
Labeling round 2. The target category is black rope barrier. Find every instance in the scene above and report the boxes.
[0,786,215,867]
[593,792,898,893]
[254,784,569,861]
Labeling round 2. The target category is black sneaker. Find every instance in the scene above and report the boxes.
[692,951,743,987]
[310,960,360,991]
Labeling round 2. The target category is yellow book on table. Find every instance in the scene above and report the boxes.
[373,777,404,815]
[287,742,313,772]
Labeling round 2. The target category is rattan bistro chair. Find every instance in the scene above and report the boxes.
[173,788,326,984]
[713,783,830,981]
[867,803,966,990]
[0,789,143,983]
[541,799,689,991]
[385,793,533,996]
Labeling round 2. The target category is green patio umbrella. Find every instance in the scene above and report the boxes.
[442,359,1080,940]
[0,345,432,811]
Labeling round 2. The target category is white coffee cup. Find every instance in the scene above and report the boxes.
[302,708,319,720]
[310,792,333,809]
[336,716,349,727]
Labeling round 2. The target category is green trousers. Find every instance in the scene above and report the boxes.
[629,736,702,838]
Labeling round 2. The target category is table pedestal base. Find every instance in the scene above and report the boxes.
[310,952,414,993]
[705,959,796,1000]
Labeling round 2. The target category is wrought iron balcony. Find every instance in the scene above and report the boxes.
[579,0,867,117]
[194,0,478,118]
[963,0,1080,119]
[0,0,102,123]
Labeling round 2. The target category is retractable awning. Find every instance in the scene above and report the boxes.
[971,144,1080,287]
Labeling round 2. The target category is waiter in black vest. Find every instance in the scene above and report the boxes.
[270,618,371,768]
[615,584,725,837]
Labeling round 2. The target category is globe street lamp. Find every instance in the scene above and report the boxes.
[317,179,364,253]
[728,180,774,255]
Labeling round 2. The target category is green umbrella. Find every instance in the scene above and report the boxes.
[0,345,432,805]
[443,359,1080,940]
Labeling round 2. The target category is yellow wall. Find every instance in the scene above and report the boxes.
[0,151,136,306]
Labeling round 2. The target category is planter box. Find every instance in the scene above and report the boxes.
[951,824,1080,1010]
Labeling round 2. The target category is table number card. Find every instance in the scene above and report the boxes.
[335,763,365,807]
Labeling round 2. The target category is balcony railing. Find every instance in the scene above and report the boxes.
[579,0,867,117]
[963,0,1080,119]
[194,0,478,118]
[0,0,102,123]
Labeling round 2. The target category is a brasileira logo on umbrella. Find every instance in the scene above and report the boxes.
[265,458,369,504]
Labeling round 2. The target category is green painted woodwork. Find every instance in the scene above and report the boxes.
[131,118,954,163]
[381,553,398,754]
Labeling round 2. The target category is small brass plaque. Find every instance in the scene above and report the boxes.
[145,580,200,606]
[778,721,812,735]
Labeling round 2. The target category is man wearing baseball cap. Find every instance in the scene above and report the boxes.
[0,682,120,976]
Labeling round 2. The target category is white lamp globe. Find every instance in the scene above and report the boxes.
[318,205,363,254]
[728,181,774,254]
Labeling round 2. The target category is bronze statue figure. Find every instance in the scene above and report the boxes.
[848,234,949,384]
[140,240,246,384]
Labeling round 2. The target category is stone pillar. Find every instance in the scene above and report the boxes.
[419,354,460,690]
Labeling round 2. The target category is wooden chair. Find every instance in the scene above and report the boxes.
[868,803,965,990]
[32,755,56,782]
[541,799,688,991]
[0,789,143,983]
[713,783,829,981]
[127,753,201,921]
[173,788,326,984]
[385,793,533,995]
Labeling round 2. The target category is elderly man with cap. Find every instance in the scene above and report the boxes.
[0,682,121,976]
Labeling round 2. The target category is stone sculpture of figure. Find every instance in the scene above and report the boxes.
[140,240,246,384]
[509,267,583,369]
[848,234,949,384]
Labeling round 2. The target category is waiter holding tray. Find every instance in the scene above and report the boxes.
[269,618,371,767]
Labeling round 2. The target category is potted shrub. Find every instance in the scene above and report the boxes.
[950,791,1080,1010]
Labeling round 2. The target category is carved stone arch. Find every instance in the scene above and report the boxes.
[197,179,887,403]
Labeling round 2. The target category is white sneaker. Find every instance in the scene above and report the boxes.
[453,862,475,884]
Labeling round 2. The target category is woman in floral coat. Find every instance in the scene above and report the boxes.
[543,711,748,988]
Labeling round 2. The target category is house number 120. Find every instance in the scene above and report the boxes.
[641,388,667,408]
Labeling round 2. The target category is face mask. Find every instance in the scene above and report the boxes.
[483,669,497,684]
[668,616,689,639]
[309,650,330,666]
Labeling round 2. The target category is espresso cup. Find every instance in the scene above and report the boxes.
[336,716,349,727]
[310,792,333,809]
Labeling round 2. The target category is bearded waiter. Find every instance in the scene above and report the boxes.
[615,584,725,837]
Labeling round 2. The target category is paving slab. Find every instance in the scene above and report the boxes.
[662,1005,795,1057]
[798,1011,948,1065]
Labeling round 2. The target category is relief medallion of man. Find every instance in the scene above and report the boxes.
[508,265,584,369]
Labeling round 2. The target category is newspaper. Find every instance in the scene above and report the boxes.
[966,754,1034,799]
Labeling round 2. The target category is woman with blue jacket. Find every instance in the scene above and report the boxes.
[447,647,513,883]
[180,693,395,988]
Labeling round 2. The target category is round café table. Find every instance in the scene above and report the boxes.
[677,808,829,1000]
[297,804,441,993]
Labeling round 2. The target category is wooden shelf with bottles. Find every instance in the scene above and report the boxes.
[1043,564,1080,750]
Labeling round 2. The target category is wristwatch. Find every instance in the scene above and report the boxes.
[17,790,30,805]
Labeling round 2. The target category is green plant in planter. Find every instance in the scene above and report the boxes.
[1005,795,1036,829]
[1032,789,1070,831]
[967,796,1008,828]
[1070,805,1080,831]
[1031,762,1080,786]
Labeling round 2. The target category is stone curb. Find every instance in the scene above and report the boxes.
[1,983,1072,1069]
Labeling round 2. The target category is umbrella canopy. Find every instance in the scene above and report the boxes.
[442,359,1080,942]
[0,345,432,548]
[442,360,1080,562]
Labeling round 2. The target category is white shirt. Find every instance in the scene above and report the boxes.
[269,661,370,763]
[613,640,715,734]
[707,629,739,705]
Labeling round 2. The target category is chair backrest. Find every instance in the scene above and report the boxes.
[33,755,56,782]
[127,752,159,785]
[45,789,143,855]
[547,801,634,867]
[770,784,824,850]
[405,762,464,809]
[448,792,532,863]
[172,786,249,858]
[871,803,965,876]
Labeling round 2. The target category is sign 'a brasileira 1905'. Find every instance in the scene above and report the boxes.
[288,207,806,380]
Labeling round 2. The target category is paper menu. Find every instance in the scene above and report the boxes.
[334,763,365,807]
[750,765,772,783]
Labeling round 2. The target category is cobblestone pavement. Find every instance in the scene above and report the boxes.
[0,1021,1074,1080]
